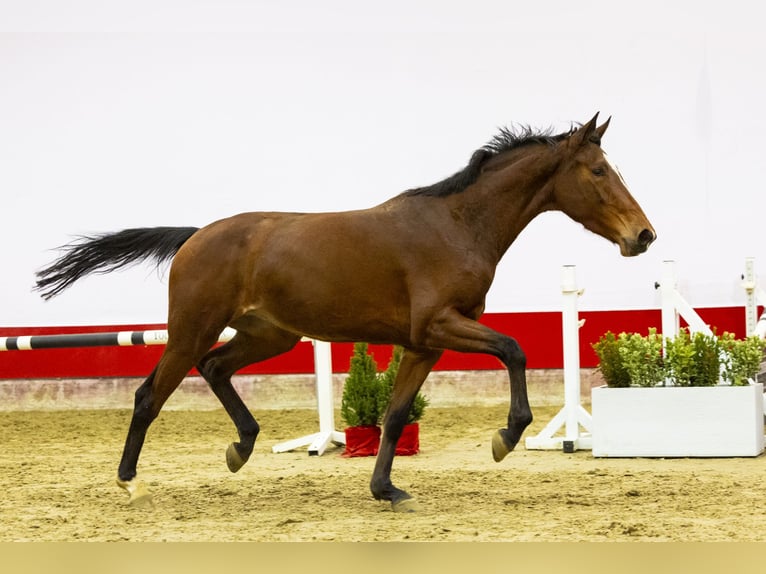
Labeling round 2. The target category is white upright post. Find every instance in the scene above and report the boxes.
[660,260,680,342]
[743,257,758,337]
[742,257,766,339]
[658,260,680,387]
[271,339,345,456]
[308,340,345,455]
[561,265,582,446]
[525,265,592,452]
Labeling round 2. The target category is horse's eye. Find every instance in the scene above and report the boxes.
[591,167,606,176]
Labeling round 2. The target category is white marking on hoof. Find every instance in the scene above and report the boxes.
[116,477,155,510]
[392,498,418,513]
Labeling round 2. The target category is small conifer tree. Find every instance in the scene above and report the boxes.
[341,342,382,427]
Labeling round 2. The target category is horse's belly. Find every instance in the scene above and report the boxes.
[253,289,411,345]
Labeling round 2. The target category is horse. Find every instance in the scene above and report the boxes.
[35,113,655,512]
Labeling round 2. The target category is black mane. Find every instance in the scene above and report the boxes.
[402,124,572,198]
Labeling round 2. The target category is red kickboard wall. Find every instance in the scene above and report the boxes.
[0,307,749,379]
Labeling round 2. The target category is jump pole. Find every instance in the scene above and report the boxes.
[1,327,344,456]
[0,327,236,350]
[525,265,592,452]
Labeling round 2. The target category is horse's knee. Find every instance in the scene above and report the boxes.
[383,407,408,430]
[382,407,409,442]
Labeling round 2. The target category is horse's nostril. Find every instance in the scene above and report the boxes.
[638,228,656,245]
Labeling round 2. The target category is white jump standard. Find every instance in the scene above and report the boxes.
[524,265,593,452]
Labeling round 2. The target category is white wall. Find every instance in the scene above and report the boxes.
[2,0,764,327]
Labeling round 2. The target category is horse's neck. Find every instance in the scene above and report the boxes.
[450,149,561,262]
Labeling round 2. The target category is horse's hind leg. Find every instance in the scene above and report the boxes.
[116,339,214,508]
[196,322,301,472]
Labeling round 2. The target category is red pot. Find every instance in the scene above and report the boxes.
[342,423,420,457]
[342,425,381,457]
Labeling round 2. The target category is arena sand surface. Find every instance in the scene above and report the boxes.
[2,404,766,542]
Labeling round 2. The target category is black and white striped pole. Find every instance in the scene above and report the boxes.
[1,327,236,351]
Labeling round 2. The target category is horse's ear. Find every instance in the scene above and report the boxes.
[594,116,611,142]
[570,112,600,148]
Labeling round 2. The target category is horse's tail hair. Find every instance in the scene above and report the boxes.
[34,226,200,300]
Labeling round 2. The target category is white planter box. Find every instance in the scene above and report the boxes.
[591,383,765,458]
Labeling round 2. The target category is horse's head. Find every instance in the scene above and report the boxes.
[553,113,655,256]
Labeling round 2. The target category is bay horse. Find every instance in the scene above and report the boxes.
[35,113,655,512]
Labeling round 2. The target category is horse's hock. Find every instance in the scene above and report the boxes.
[0,368,602,412]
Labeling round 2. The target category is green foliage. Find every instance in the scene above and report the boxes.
[341,343,430,427]
[691,330,721,387]
[665,329,720,387]
[719,332,766,386]
[376,344,402,411]
[595,327,766,388]
[592,331,631,387]
[341,342,383,427]
[663,329,695,386]
[616,328,664,387]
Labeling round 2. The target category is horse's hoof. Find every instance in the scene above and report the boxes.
[391,498,418,513]
[226,442,246,473]
[492,429,512,462]
[116,477,155,510]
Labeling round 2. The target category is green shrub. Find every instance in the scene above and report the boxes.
[592,331,631,387]
[341,342,383,427]
[691,330,721,386]
[663,329,695,386]
[595,327,766,388]
[616,328,664,387]
[719,332,766,386]
[665,329,720,387]
[594,329,664,387]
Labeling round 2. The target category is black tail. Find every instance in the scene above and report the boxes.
[35,226,200,300]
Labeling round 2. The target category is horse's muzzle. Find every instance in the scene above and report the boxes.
[622,228,656,256]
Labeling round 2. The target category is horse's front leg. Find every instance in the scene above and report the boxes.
[370,348,442,513]
[489,335,532,462]
[424,309,533,462]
